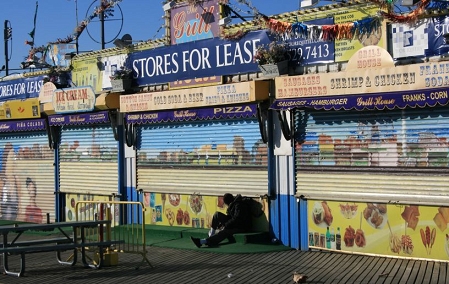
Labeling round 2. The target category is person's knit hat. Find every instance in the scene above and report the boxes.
[223,193,234,205]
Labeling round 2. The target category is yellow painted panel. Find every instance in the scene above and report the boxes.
[141,192,269,232]
[0,98,40,120]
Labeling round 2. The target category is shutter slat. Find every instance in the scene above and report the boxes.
[59,125,118,195]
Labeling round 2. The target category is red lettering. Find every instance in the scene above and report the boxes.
[172,12,187,40]
[172,6,214,40]
[67,90,76,100]
[77,89,88,100]
[56,92,65,103]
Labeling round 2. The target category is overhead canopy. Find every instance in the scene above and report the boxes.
[48,111,110,126]
[270,88,449,111]
[95,93,120,110]
[126,104,256,124]
[120,81,269,113]
[0,118,46,132]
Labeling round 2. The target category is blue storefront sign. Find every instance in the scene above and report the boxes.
[391,16,449,59]
[128,31,272,86]
[270,87,449,111]
[0,118,46,132]
[283,18,335,65]
[48,111,110,126]
[426,16,449,57]
[0,75,45,102]
[125,104,256,124]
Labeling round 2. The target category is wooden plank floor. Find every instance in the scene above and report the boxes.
[1,246,448,283]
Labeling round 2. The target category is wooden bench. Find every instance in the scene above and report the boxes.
[0,239,125,276]
[0,239,123,254]
[0,220,124,277]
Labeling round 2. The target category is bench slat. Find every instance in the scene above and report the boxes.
[6,237,72,246]
[0,240,125,254]
[1,244,78,254]
[77,240,124,247]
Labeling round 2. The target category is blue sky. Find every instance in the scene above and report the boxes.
[0,0,299,74]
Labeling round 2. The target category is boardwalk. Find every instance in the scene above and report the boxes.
[1,246,448,283]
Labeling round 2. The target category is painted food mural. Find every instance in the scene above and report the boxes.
[309,200,449,261]
[144,192,269,232]
[149,192,216,228]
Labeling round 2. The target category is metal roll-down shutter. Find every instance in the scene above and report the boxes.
[295,106,449,206]
[59,125,118,195]
[136,118,268,197]
[0,132,54,223]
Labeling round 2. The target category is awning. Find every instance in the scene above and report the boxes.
[120,81,269,113]
[126,104,256,124]
[0,118,46,132]
[270,88,449,111]
[48,111,110,126]
[95,93,120,110]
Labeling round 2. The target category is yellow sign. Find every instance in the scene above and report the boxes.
[0,98,40,119]
[120,80,269,113]
[276,46,448,99]
[334,7,385,62]
[71,58,102,93]
[53,86,96,114]
[169,76,222,90]
[346,46,394,70]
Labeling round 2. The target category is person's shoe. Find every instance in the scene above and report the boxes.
[191,237,202,248]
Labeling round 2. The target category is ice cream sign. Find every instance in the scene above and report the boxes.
[52,86,96,114]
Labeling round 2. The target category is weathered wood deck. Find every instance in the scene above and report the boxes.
[2,245,448,283]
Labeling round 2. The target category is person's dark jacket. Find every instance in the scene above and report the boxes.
[223,194,252,230]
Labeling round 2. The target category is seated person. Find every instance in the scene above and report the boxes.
[191,193,252,248]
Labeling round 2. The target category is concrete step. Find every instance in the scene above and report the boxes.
[181,228,271,244]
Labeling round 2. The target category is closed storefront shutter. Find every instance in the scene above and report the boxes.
[59,125,118,195]
[136,118,267,197]
[295,106,449,205]
[0,132,54,223]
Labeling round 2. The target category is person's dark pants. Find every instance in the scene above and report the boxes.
[207,212,245,246]
[210,212,229,230]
